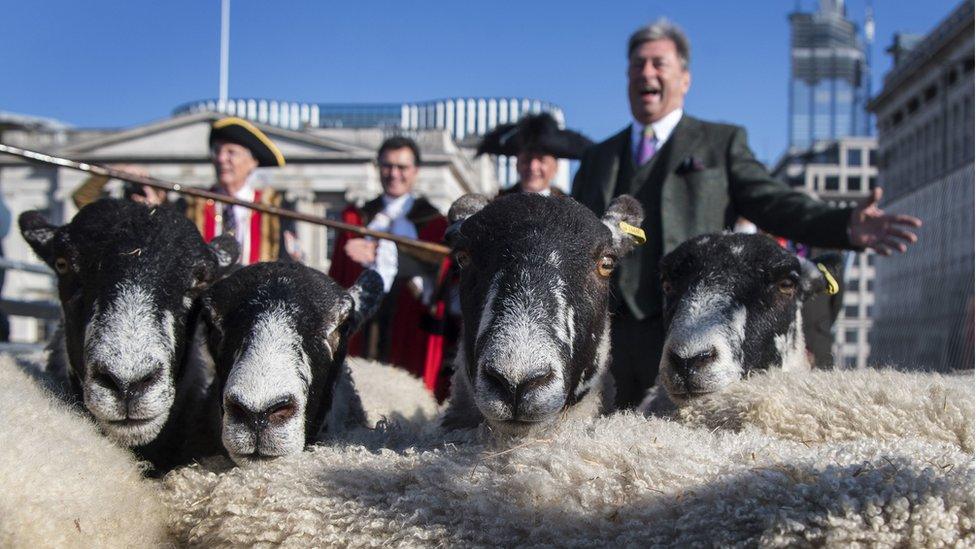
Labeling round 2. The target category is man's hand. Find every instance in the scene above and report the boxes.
[345,238,377,266]
[848,187,922,255]
[284,231,305,263]
[130,185,167,205]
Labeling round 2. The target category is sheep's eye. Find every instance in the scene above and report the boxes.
[54,258,70,274]
[777,278,797,295]
[455,250,471,269]
[661,278,673,295]
[596,256,615,278]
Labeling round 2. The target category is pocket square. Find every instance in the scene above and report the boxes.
[676,156,707,174]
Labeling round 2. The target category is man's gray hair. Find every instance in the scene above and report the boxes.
[627,19,691,69]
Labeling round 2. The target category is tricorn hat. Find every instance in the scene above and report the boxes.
[476,113,593,160]
[209,117,286,168]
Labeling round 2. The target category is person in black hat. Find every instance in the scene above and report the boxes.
[477,112,592,197]
[185,116,302,265]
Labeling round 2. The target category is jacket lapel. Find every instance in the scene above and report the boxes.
[659,116,704,185]
[600,129,631,210]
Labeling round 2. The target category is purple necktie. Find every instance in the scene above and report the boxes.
[636,126,657,165]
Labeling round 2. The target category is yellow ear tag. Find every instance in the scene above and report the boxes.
[619,222,646,245]
[817,263,839,295]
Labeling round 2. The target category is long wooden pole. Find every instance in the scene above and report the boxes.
[0,142,451,258]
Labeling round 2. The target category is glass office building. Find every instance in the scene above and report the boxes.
[788,0,872,150]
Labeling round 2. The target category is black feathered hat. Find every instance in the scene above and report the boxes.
[209,117,286,167]
[476,112,593,160]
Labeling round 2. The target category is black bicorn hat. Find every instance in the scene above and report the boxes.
[209,117,286,168]
[476,112,593,160]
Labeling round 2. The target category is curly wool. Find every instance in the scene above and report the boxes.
[0,356,172,547]
[652,368,975,453]
[162,410,974,547]
[346,356,440,428]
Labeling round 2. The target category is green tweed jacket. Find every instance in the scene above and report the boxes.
[571,115,853,320]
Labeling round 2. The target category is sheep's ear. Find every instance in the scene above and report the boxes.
[322,294,355,359]
[798,253,843,299]
[601,195,645,257]
[208,234,240,274]
[346,269,384,333]
[199,293,224,357]
[446,194,490,246]
[19,211,59,266]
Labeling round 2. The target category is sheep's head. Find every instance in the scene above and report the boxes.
[19,199,239,447]
[450,193,644,435]
[202,263,382,466]
[657,233,840,403]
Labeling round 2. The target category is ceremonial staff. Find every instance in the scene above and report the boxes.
[0,143,451,260]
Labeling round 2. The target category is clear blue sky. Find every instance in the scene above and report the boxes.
[1,0,960,164]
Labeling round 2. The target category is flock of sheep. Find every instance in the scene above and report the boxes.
[1,193,973,546]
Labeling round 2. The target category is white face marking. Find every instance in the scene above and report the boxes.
[474,273,500,345]
[222,306,311,464]
[575,317,610,398]
[473,271,566,429]
[183,295,193,310]
[83,284,177,447]
[550,261,575,356]
[658,289,746,402]
[730,244,744,256]
[775,308,810,372]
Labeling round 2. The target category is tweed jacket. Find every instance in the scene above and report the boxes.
[572,114,853,320]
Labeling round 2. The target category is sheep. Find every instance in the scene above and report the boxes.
[440,192,645,435]
[199,262,384,466]
[161,382,974,546]
[19,199,239,472]
[668,367,975,452]
[0,354,173,547]
[346,356,441,428]
[642,232,840,412]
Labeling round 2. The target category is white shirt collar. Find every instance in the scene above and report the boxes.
[630,108,684,153]
[381,193,414,219]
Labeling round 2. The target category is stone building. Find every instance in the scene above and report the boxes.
[866,1,974,371]
[175,96,570,191]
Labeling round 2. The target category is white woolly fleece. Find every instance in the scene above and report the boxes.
[345,357,440,429]
[0,355,172,547]
[161,410,974,547]
[645,367,975,454]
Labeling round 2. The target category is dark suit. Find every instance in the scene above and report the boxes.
[572,114,853,408]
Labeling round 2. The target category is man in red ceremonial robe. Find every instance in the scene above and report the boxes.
[329,136,449,383]
[186,117,303,265]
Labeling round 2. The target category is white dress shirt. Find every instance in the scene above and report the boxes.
[366,193,417,292]
[630,108,684,162]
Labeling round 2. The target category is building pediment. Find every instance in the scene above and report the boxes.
[58,112,374,162]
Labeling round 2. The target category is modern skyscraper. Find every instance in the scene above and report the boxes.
[788,0,873,150]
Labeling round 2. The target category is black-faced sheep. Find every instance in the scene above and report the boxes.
[200,262,383,466]
[441,193,644,435]
[19,199,238,471]
[647,232,839,408]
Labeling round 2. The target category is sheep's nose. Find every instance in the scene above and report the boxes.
[483,365,556,416]
[226,396,299,433]
[669,347,718,377]
[91,364,162,402]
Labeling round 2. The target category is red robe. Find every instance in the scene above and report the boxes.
[329,196,449,388]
